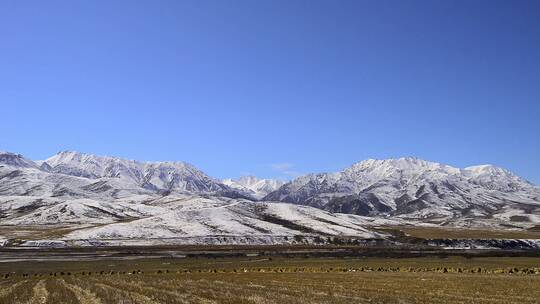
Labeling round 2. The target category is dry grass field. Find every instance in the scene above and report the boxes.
[395,226,540,240]
[1,256,540,304]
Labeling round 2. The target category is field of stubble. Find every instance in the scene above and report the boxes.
[1,256,540,304]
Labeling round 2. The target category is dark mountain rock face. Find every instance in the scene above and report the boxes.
[0,151,245,200]
[264,158,540,222]
[324,193,392,216]
[1,151,539,229]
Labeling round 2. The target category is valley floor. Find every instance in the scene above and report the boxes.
[1,255,540,303]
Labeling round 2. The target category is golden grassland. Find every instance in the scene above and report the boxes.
[1,256,540,303]
[2,224,540,243]
[394,226,540,240]
[0,225,87,240]
[2,271,540,304]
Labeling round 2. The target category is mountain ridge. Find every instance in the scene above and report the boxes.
[263,156,540,226]
[0,150,237,199]
[223,175,285,199]
[1,150,539,229]
[2,150,540,245]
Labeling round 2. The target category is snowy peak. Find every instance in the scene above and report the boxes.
[230,176,284,190]
[347,157,461,176]
[42,151,230,194]
[1,151,540,233]
[464,164,532,191]
[264,157,540,218]
[142,161,227,193]
[353,157,436,168]
[323,157,536,191]
[0,151,38,169]
[223,175,285,199]
[44,151,142,179]
[234,175,261,186]
[465,164,517,176]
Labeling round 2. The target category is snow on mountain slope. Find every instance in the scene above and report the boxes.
[0,161,153,199]
[264,157,540,226]
[464,164,533,192]
[223,176,285,199]
[65,196,381,242]
[44,151,230,193]
[2,151,540,244]
[0,152,39,169]
[0,195,164,225]
[0,151,243,201]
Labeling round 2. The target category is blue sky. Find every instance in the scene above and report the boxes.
[1,0,539,183]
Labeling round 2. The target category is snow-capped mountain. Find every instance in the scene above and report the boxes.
[0,151,39,169]
[463,164,531,192]
[2,151,540,246]
[43,151,229,193]
[61,195,381,245]
[0,151,238,199]
[264,157,540,226]
[223,176,285,199]
[0,193,385,246]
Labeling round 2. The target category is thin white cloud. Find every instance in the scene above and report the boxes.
[270,163,302,178]
[270,163,294,171]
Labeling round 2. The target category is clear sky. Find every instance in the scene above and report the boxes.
[1,0,539,183]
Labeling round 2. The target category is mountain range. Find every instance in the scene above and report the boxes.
[0,151,234,199]
[223,176,285,199]
[1,150,539,246]
[264,157,540,227]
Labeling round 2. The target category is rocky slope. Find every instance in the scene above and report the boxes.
[0,151,238,200]
[0,193,387,246]
[62,195,381,245]
[2,151,540,246]
[0,151,384,245]
[264,157,540,227]
[43,151,231,194]
[223,176,284,199]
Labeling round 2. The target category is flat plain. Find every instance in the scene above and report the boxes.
[1,255,540,304]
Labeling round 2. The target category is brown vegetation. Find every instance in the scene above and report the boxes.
[0,256,539,303]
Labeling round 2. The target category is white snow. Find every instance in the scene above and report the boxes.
[223,176,285,199]
[265,157,540,227]
[63,197,382,243]
[1,151,540,245]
